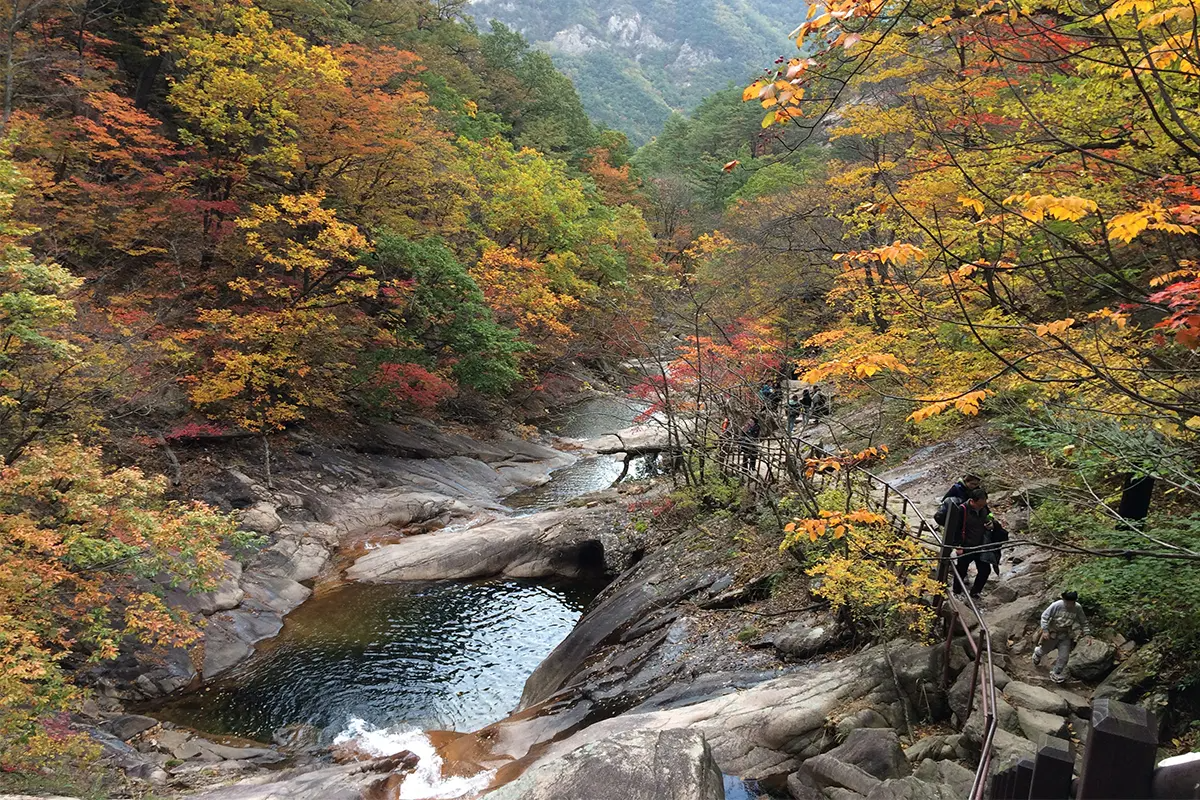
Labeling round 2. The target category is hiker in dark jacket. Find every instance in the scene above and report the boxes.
[939,488,1008,598]
[799,388,814,427]
[811,387,830,419]
[942,473,982,503]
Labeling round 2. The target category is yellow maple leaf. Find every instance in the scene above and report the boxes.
[1108,209,1151,243]
[742,81,766,102]
[958,196,984,215]
[1034,318,1075,336]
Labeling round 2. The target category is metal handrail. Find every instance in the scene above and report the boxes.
[747,434,1000,800]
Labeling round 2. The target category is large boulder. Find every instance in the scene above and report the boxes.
[802,753,882,796]
[239,502,282,534]
[773,614,842,660]
[1094,643,1162,702]
[948,665,1011,723]
[186,753,420,800]
[964,694,1021,739]
[913,759,974,797]
[827,728,910,780]
[162,559,244,616]
[481,728,724,800]
[1051,687,1092,716]
[580,422,673,455]
[865,775,959,800]
[984,596,1044,641]
[100,714,158,741]
[202,607,286,678]
[1016,707,1069,741]
[903,736,960,764]
[512,641,940,779]
[1002,682,1069,715]
[346,507,609,583]
[835,708,892,739]
[1068,638,1116,682]
[987,729,1038,771]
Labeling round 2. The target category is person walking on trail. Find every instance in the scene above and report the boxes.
[786,394,802,435]
[758,382,774,412]
[811,387,830,420]
[799,388,814,427]
[1033,591,1090,683]
[739,417,762,475]
[942,473,982,503]
[939,487,1009,599]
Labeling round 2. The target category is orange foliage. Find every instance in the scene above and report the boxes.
[471,247,579,345]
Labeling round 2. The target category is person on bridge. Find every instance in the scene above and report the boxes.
[1033,591,1090,683]
[939,488,1008,599]
[786,394,802,435]
[798,388,814,427]
[942,473,982,503]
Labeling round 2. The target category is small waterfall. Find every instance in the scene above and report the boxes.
[333,718,494,799]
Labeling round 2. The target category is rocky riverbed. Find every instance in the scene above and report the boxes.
[65,409,1176,800]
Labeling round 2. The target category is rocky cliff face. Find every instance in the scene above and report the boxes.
[468,0,809,143]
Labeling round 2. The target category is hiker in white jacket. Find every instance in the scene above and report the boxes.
[1032,590,1090,683]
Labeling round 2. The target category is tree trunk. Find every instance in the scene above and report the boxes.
[134,54,163,109]
[262,434,274,489]
[1117,474,1154,520]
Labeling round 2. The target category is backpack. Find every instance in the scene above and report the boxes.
[933,497,955,527]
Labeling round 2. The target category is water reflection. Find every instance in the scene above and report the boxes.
[506,394,650,513]
[153,579,603,742]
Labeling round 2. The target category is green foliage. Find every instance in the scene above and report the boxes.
[1030,500,1200,678]
[1054,512,1200,673]
[728,149,826,205]
[632,89,819,213]
[366,234,523,395]
[480,22,598,161]
[0,158,104,463]
[1010,413,1196,491]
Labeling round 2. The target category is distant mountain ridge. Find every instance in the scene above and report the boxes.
[468,0,808,144]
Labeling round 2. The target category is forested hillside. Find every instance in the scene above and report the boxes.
[0,0,659,773]
[469,0,808,143]
[629,0,1200,726]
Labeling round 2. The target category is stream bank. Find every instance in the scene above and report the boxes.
[76,403,1154,800]
[77,393,657,794]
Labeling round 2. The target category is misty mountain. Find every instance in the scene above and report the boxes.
[468,0,808,144]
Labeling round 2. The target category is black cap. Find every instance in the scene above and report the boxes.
[1061,590,1078,601]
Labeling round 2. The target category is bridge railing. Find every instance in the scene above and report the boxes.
[695,430,998,800]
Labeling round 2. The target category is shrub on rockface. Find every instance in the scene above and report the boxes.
[0,443,242,773]
[783,506,943,640]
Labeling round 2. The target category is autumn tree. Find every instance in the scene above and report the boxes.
[188,192,374,478]
[782,507,942,639]
[146,0,343,269]
[0,443,240,772]
[363,233,522,397]
[289,44,466,236]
